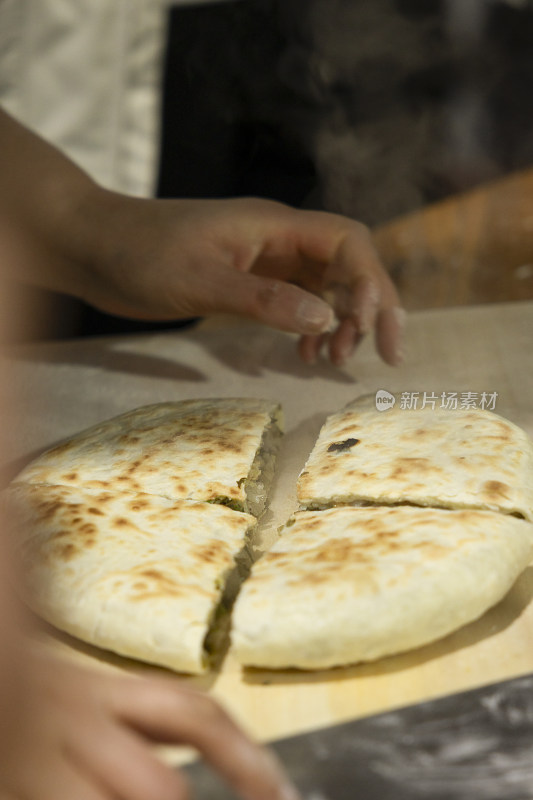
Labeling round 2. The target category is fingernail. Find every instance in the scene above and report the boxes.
[333,342,354,368]
[393,306,407,329]
[280,782,303,800]
[359,282,381,334]
[296,297,335,334]
[301,349,317,365]
[392,307,407,366]
[260,750,303,800]
[393,348,405,366]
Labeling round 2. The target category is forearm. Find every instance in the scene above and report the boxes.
[0,107,104,297]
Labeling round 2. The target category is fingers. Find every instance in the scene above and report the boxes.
[324,226,405,366]
[328,318,362,367]
[248,205,405,367]
[376,306,406,366]
[209,269,334,337]
[324,270,405,367]
[2,757,108,800]
[38,760,108,800]
[112,679,301,800]
[298,331,329,364]
[67,720,190,800]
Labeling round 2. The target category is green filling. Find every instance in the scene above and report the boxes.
[204,604,231,657]
[208,496,245,512]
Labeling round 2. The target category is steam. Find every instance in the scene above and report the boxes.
[272,0,529,225]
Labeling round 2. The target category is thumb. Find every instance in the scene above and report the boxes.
[211,270,334,335]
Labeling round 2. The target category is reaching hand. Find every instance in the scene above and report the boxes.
[1,107,404,367]
[0,645,300,800]
[78,194,405,367]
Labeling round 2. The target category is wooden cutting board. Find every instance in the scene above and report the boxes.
[2,300,533,760]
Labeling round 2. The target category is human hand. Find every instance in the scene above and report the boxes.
[2,108,403,366]
[0,645,300,800]
[72,194,405,367]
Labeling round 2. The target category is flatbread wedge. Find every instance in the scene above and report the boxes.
[16,399,283,516]
[297,395,533,521]
[5,482,256,674]
[231,505,533,670]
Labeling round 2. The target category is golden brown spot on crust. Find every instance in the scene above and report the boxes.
[294,518,323,531]
[482,480,511,500]
[56,543,78,561]
[48,440,75,456]
[160,436,179,446]
[264,551,290,563]
[141,569,164,580]
[356,517,390,533]
[39,501,62,519]
[295,571,331,586]
[389,457,432,480]
[398,457,430,467]
[194,540,227,564]
[96,492,113,502]
[129,499,150,512]
[218,441,241,453]
[79,523,96,534]
[113,517,129,527]
[337,425,360,437]
[51,528,70,541]
[389,466,405,479]
[88,507,104,516]
[308,537,368,564]
[130,567,184,601]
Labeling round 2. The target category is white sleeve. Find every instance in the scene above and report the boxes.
[0,0,168,197]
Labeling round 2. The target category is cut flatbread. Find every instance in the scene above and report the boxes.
[297,395,533,521]
[232,505,533,670]
[5,482,256,674]
[16,399,282,516]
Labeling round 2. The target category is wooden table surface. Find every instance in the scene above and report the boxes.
[2,300,532,763]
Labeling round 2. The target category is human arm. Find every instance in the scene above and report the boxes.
[0,106,404,366]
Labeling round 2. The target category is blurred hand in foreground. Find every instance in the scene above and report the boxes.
[0,639,300,800]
